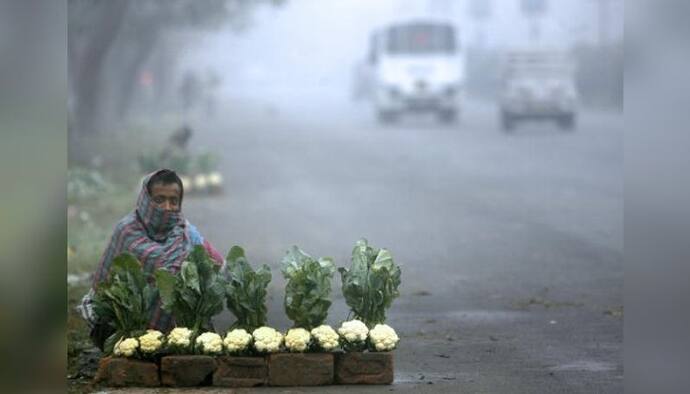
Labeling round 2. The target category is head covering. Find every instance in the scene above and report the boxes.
[136,170,185,242]
[91,169,193,330]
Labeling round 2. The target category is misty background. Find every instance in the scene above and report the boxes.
[66,1,624,392]
[68,0,623,158]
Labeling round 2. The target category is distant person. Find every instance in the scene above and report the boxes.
[78,169,224,350]
[169,124,193,150]
[159,124,193,163]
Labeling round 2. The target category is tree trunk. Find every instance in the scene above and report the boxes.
[70,0,129,140]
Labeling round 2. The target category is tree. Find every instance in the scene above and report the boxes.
[68,0,286,159]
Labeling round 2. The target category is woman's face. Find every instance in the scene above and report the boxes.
[149,182,181,212]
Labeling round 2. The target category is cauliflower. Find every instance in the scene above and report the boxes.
[252,326,283,353]
[168,327,193,349]
[207,172,223,187]
[223,329,253,353]
[338,319,369,343]
[368,324,399,351]
[284,328,311,352]
[311,325,339,351]
[113,337,139,357]
[138,330,164,354]
[196,332,223,354]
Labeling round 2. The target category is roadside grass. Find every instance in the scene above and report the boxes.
[67,179,136,275]
[67,124,172,389]
[67,119,215,389]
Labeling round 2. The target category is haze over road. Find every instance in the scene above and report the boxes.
[178,95,623,393]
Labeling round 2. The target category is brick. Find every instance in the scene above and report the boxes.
[160,355,217,387]
[94,356,159,387]
[268,353,334,386]
[213,356,267,387]
[334,352,394,385]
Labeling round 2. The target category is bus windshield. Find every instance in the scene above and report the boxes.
[385,23,456,55]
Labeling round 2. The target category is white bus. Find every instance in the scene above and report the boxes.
[359,19,465,123]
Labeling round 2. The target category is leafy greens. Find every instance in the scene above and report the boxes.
[224,245,272,331]
[92,253,158,354]
[281,246,335,330]
[338,238,401,327]
[154,245,225,333]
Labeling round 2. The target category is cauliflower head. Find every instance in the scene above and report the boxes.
[369,324,399,351]
[138,330,164,354]
[252,326,283,353]
[168,327,193,348]
[196,332,223,354]
[284,328,311,352]
[114,337,139,357]
[338,319,369,343]
[223,329,252,353]
[311,325,339,351]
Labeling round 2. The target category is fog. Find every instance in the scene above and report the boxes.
[65,1,625,392]
[180,0,623,106]
[10,0,690,393]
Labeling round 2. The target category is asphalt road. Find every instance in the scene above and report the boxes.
[131,95,623,393]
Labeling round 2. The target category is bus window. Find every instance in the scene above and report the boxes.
[386,23,456,55]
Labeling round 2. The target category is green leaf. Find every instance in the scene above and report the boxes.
[188,244,209,262]
[155,269,176,311]
[181,261,201,293]
[227,245,245,263]
[151,246,226,331]
[339,239,402,327]
[103,332,122,356]
[224,246,272,331]
[281,246,335,330]
[92,253,158,336]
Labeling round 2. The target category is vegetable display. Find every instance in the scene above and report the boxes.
[338,239,401,327]
[224,246,272,331]
[337,319,369,352]
[281,246,336,330]
[92,253,159,355]
[155,245,225,334]
[223,328,253,355]
[252,326,283,353]
[368,324,399,351]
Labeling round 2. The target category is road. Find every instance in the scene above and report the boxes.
[143,95,623,393]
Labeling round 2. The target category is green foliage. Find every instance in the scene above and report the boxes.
[155,245,225,333]
[92,253,158,354]
[338,239,402,328]
[281,246,335,330]
[224,246,272,331]
[68,173,135,275]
